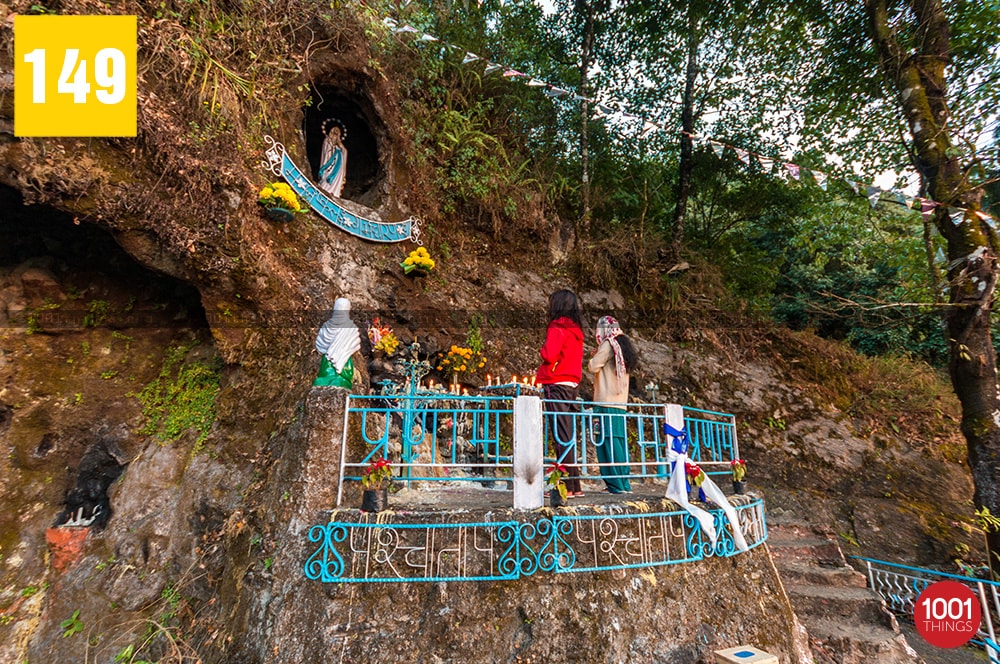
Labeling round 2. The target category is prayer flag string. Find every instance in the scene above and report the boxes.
[383,17,995,228]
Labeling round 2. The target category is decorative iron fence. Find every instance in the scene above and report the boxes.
[305,497,767,583]
[338,393,741,505]
[854,556,1000,659]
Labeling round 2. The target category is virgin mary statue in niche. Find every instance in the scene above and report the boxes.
[318,118,348,198]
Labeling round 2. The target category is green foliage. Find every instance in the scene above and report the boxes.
[159,583,181,622]
[465,316,484,355]
[136,343,222,451]
[839,531,859,548]
[385,1,561,237]
[83,300,111,328]
[799,2,1000,184]
[25,300,60,335]
[766,195,949,364]
[60,610,83,638]
[977,507,1000,534]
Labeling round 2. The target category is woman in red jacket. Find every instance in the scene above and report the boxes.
[537,289,585,497]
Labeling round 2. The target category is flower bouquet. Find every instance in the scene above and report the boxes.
[437,345,487,378]
[401,247,436,276]
[731,458,747,494]
[367,317,399,356]
[361,455,392,512]
[546,463,569,506]
[258,182,302,222]
[685,462,706,502]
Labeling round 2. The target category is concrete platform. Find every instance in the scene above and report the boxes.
[351,478,754,512]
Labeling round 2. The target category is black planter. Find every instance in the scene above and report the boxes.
[361,488,388,513]
[733,480,746,495]
[549,488,567,508]
[264,207,295,223]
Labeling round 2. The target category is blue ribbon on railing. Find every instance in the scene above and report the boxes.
[663,423,689,455]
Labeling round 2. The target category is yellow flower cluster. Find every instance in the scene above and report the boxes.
[437,345,487,375]
[402,246,436,274]
[258,181,302,212]
[374,331,399,355]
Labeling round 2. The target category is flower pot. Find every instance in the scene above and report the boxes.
[264,207,295,223]
[733,480,746,495]
[690,487,704,503]
[549,488,567,508]
[404,268,428,278]
[361,488,388,513]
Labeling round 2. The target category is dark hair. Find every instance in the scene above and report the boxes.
[548,289,582,328]
[617,335,639,372]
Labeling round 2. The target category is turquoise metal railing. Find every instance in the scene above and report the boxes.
[854,556,1000,656]
[339,393,516,496]
[985,636,1000,664]
[683,406,741,472]
[541,399,738,480]
[305,497,767,582]
[338,393,742,502]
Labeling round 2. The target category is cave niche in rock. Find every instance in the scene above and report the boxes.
[0,184,209,333]
[304,87,385,208]
[0,184,214,535]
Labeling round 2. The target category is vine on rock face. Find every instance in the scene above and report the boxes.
[136,342,222,453]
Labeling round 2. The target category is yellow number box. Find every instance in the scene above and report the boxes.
[15,15,137,137]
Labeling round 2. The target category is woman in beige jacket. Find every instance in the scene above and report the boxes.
[588,316,638,494]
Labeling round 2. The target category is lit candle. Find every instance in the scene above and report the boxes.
[487,373,492,386]
[429,379,435,389]
[463,389,468,396]
[512,375,517,384]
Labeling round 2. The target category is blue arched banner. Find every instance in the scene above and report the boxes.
[263,135,419,244]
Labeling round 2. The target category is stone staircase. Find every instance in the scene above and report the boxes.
[767,518,922,663]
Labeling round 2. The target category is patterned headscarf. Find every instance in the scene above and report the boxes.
[595,316,628,392]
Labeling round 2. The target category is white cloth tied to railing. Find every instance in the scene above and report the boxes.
[663,423,748,552]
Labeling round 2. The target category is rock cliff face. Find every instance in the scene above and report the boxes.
[0,1,978,662]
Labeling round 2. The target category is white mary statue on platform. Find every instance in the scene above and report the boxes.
[313,297,361,388]
[318,118,348,198]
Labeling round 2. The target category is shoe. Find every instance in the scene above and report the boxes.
[572,491,585,497]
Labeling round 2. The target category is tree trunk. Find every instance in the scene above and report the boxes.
[670,6,698,259]
[866,0,1000,573]
[579,0,595,241]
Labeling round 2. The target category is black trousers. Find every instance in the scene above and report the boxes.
[543,383,581,494]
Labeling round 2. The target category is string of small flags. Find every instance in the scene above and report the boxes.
[687,132,996,228]
[383,16,995,229]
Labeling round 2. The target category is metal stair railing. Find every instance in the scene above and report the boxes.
[854,555,1000,656]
